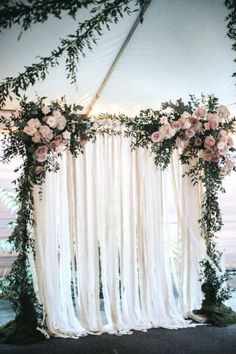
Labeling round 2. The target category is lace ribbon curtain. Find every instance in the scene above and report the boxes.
[32,127,205,337]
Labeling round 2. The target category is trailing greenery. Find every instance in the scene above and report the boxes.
[0,0,148,106]
[0,0,96,32]
[0,98,98,342]
[225,0,236,79]
[0,151,44,343]
[125,94,236,326]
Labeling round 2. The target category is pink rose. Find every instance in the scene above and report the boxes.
[194,137,202,146]
[57,116,67,130]
[172,121,182,131]
[182,120,191,129]
[165,126,176,139]
[191,117,199,125]
[53,110,63,119]
[217,141,227,151]
[159,123,175,139]
[219,147,228,156]
[204,122,211,130]
[32,131,41,143]
[209,121,218,130]
[49,140,60,150]
[207,114,219,130]
[195,107,206,118]
[35,145,48,162]
[202,148,213,161]
[181,111,192,120]
[217,105,230,120]
[220,130,227,137]
[39,125,53,141]
[28,118,41,129]
[56,145,67,153]
[42,106,51,115]
[61,139,69,145]
[204,135,215,147]
[194,121,203,132]
[62,131,71,140]
[160,116,168,124]
[54,135,62,143]
[23,125,37,136]
[219,135,228,143]
[185,128,195,138]
[151,131,163,143]
[211,152,220,163]
[46,115,58,128]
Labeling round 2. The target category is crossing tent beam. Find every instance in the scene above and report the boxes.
[84,0,152,116]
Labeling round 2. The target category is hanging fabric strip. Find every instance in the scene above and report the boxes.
[32,128,204,337]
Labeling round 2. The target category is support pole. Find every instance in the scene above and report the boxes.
[84,0,152,116]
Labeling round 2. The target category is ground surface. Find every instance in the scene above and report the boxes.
[0,275,236,354]
[0,325,236,354]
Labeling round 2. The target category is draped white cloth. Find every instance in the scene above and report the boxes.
[32,128,206,337]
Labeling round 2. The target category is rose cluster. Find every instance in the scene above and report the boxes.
[150,105,235,175]
[23,106,71,167]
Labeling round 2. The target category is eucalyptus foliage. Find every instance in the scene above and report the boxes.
[225,0,236,79]
[0,0,148,106]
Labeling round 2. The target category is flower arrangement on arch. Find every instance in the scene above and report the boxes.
[124,95,236,317]
[0,98,94,183]
[124,95,236,177]
[23,110,69,162]
[149,102,235,176]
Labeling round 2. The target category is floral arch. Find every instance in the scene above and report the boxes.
[0,94,236,342]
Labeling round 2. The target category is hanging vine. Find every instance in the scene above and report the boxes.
[225,0,236,79]
[0,0,149,106]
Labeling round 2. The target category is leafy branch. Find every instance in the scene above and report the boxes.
[0,0,146,106]
[225,0,236,78]
[0,0,96,33]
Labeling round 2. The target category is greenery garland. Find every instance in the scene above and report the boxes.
[0,94,236,343]
[225,0,236,79]
[0,0,148,106]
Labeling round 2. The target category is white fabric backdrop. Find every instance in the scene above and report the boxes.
[32,128,206,337]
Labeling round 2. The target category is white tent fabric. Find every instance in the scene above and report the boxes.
[0,0,235,337]
[32,128,205,337]
[1,0,235,115]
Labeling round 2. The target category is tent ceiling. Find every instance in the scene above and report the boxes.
[0,0,235,115]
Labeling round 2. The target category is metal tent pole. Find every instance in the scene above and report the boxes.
[84,0,152,116]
